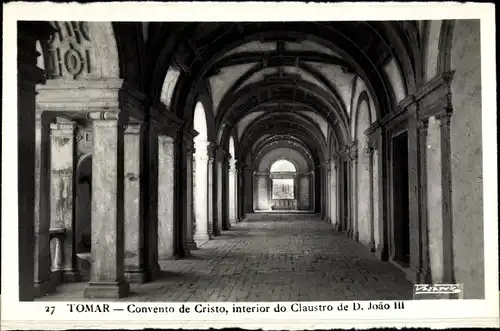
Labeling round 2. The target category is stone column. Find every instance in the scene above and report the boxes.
[426,112,454,284]
[146,121,161,279]
[418,120,431,282]
[34,112,54,296]
[236,163,245,221]
[18,21,55,301]
[364,141,375,252]
[185,146,197,250]
[207,144,216,236]
[214,148,225,234]
[310,171,315,213]
[221,155,230,230]
[157,134,176,259]
[243,166,254,216]
[84,111,129,299]
[194,144,211,244]
[407,105,424,282]
[228,158,237,225]
[123,122,147,283]
[49,118,79,282]
[331,160,339,228]
[325,164,331,222]
[373,126,389,261]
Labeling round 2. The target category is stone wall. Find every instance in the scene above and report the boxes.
[449,19,483,299]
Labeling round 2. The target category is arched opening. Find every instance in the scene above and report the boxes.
[193,101,211,244]
[270,159,297,211]
[227,137,237,225]
[75,154,92,281]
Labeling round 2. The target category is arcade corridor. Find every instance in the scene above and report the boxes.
[17,19,484,301]
[39,213,412,302]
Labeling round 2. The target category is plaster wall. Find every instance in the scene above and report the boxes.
[449,19,483,299]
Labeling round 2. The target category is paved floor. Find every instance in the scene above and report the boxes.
[38,213,413,302]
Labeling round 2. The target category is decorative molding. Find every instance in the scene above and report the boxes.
[87,111,119,121]
[36,78,123,112]
[150,101,183,137]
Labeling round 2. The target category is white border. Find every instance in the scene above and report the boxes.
[2,2,498,329]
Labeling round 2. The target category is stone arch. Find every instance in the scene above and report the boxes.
[255,147,313,211]
[438,20,455,73]
[75,153,92,278]
[423,20,443,82]
[270,159,297,172]
[354,93,373,249]
[193,81,217,144]
[193,100,210,244]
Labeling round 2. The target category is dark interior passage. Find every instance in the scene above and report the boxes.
[392,131,410,266]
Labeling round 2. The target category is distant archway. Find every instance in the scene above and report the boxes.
[270,159,297,211]
[228,136,238,224]
[193,101,210,244]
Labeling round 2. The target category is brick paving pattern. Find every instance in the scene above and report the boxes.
[38,214,413,302]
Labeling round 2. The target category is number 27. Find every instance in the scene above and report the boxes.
[45,306,55,315]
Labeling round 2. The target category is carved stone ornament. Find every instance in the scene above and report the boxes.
[47,22,92,79]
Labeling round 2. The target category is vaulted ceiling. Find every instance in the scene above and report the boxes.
[140,21,418,165]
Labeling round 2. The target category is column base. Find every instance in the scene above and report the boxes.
[354,231,359,242]
[125,268,148,284]
[194,232,211,246]
[186,240,198,251]
[34,279,56,298]
[62,269,81,282]
[84,281,130,299]
[324,217,331,223]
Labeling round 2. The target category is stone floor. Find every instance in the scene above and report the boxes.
[38,213,413,302]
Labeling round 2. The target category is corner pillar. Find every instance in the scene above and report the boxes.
[123,122,147,283]
[83,111,129,299]
[426,111,454,284]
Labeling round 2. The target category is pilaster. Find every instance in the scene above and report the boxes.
[207,143,217,236]
[18,21,55,302]
[49,117,79,282]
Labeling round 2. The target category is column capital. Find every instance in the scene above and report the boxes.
[418,118,429,130]
[123,122,144,135]
[348,144,358,161]
[50,118,76,135]
[434,110,453,127]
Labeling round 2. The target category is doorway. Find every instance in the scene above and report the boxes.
[392,131,410,266]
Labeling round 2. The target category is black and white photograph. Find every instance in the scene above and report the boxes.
[2,2,498,329]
